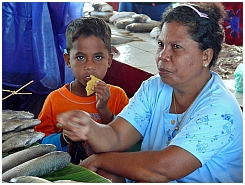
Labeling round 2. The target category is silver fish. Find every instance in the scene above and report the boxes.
[17,119,41,131]
[111,35,134,45]
[2,131,45,153]
[10,176,51,183]
[2,151,71,182]
[2,110,34,121]
[90,11,113,22]
[2,119,24,133]
[2,144,57,173]
[2,128,34,141]
[125,20,159,32]
[115,18,133,29]
[2,118,41,133]
[132,13,151,23]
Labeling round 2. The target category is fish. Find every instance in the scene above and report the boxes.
[2,128,34,141]
[2,118,41,133]
[17,119,41,131]
[2,110,34,121]
[10,176,51,183]
[90,11,113,22]
[2,131,45,153]
[115,18,134,29]
[125,20,160,32]
[2,144,57,173]
[131,14,151,23]
[2,151,71,182]
[111,35,135,45]
[9,176,81,183]
[109,11,136,23]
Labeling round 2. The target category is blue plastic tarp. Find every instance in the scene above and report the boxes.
[2,2,84,94]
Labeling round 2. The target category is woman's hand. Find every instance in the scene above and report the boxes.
[57,110,94,142]
[79,154,126,183]
[79,154,99,172]
[97,169,126,183]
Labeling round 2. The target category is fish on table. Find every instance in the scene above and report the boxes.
[111,34,143,45]
[2,144,57,173]
[10,176,51,183]
[2,131,45,153]
[2,128,34,141]
[125,20,160,32]
[2,151,71,182]
[2,118,41,134]
[2,110,34,121]
[10,176,80,183]
[111,35,134,45]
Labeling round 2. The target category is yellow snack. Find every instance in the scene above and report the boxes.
[85,75,101,96]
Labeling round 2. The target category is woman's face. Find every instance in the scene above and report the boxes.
[156,21,207,89]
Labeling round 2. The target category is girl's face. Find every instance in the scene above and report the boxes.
[64,35,112,87]
[156,21,209,89]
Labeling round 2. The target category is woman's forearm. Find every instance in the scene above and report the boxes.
[93,146,201,182]
[94,151,171,182]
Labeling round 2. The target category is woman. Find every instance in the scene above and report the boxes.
[57,3,243,183]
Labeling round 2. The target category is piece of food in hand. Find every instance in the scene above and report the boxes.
[85,75,101,96]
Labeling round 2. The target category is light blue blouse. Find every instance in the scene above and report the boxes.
[118,71,243,183]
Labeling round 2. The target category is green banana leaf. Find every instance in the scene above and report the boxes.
[41,163,111,183]
[3,140,142,183]
[3,143,111,183]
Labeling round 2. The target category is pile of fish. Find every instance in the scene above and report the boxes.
[109,12,160,33]
[88,2,160,33]
[211,43,243,79]
[2,144,72,182]
[89,3,114,22]
[2,110,44,153]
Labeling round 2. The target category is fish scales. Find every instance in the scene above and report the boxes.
[2,144,57,173]
[2,119,23,133]
[17,119,41,131]
[2,128,34,141]
[2,110,34,121]
[2,132,45,153]
[2,118,41,133]
[2,151,71,182]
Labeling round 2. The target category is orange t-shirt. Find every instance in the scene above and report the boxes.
[35,84,129,136]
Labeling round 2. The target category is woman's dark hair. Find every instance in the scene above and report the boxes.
[66,16,111,54]
[160,3,226,67]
